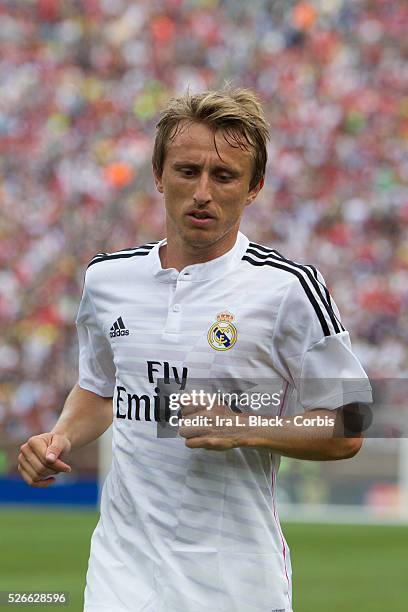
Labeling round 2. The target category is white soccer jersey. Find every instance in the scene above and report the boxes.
[77,231,372,612]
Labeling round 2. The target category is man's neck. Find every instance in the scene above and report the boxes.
[160,233,239,271]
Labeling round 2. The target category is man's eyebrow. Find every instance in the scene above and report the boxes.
[172,161,199,168]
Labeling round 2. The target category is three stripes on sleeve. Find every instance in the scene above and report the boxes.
[242,242,345,338]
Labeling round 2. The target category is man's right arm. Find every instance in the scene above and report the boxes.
[18,383,112,488]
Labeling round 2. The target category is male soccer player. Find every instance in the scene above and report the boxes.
[18,88,372,612]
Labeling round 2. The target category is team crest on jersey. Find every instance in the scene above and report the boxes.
[207,311,237,351]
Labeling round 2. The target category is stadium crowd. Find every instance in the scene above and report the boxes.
[1,0,407,447]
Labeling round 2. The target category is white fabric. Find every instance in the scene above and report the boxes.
[77,232,371,612]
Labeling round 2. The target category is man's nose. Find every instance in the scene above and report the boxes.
[193,173,212,207]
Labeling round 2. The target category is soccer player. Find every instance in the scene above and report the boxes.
[18,88,372,612]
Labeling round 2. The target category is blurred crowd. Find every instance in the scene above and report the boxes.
[0,0,407,445]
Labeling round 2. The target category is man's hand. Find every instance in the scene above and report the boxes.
[178,401,248,451]
[18,433,72,488]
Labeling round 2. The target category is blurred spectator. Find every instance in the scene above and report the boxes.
[0,0,407,447]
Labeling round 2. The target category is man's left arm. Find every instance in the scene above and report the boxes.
[179,402,364,460]
[243,405,363,460]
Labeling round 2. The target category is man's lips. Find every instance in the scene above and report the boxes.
[186,209,216,226]
[187,209,215,219]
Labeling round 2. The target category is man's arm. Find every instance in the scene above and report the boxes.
[51,383,113,450]
[238,407,363,460]
[179,403,363,460]
[18,383,112,488]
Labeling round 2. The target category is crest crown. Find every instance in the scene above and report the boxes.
[217,311,234,323]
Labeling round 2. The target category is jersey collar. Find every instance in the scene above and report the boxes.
[148,231,249,282]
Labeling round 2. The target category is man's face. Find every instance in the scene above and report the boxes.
[153,121,262,251]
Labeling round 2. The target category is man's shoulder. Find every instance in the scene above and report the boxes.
[241,240,324,288]
[86,241,159,271]
[242,242,345,337]
[82,241,159,293]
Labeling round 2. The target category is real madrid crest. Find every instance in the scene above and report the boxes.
[207,311,237,351]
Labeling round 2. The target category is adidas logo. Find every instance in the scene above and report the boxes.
[110,316,130,338]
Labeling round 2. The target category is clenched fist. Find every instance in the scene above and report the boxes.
[18,432,72,488]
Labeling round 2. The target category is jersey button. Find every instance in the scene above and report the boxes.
[173,304,181,312]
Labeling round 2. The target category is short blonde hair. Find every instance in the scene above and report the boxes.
[152,88,270,190]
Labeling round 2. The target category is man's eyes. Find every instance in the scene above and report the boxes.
[177,168,232,181]
[180,168,195,177]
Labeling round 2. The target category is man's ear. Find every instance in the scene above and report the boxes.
[245,177,264,206]
[153,167,164,193]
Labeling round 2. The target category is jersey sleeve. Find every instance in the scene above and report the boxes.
[272,270,372,411]
[76,274,116,397]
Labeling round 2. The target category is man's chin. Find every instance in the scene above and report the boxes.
[182,229,220,250]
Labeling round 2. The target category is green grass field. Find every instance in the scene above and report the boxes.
[0,509,407,611]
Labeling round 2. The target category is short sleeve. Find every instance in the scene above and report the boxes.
[272,270,372,411]
[76,277,116,397]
